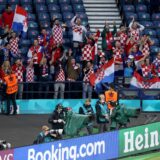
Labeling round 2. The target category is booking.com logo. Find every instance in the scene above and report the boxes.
[28,141,105,160]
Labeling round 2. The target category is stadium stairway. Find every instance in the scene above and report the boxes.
[83,0,122,47]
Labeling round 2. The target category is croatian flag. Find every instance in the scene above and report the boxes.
[12,5,28,36]
[130,72,160,89]
[134,55,145,67]
[89,58,114,92]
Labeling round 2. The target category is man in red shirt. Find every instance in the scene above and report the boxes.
[2,5,14,29]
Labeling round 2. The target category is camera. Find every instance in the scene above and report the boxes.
[0,140,11,150]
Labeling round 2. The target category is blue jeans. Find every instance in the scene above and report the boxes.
[82,83,93,99]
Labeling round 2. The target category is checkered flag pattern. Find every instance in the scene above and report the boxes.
[52,25,63,45]
[56,69,65,82]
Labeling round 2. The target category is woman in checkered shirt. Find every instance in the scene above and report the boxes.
[54,61,65,99]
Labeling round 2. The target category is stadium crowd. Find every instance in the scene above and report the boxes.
[0,3,159,101]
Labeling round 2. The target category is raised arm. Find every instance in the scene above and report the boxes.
[71,15,77,27]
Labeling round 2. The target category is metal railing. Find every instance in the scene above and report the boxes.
[0,81,159,100]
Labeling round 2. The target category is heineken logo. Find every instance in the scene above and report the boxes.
[123,127,159,153]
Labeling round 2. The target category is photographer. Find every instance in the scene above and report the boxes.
[79,99,95,135]
[34,125,59,144]
[48,104,66,136]
[96,94,110,133]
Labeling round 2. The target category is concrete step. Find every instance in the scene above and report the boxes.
[88,16,121,20]
[86,12,120,16]
[84,4,117,8]
[90,24,120,28]
[89,19,122,24]
[86,8,119,12]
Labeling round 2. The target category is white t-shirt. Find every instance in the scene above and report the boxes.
[71,16,87,42]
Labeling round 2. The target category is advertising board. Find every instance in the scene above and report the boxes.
[119,122,160,157]
[0,149,14,160]
[14,131,118,160]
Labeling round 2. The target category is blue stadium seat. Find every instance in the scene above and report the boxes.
[0,5,6,13]
[150,46,160,54]
[144,29,157,38]
[120,0,132,5]
[0,0,6,4]
[59,0,70,4]
[133,0,145,4]
[76,13,88,21]
[46,28,52,35]
[22,5,33,13]
[50,13,62,21]
[65,21,72,28]
[33,0,45,4]
[153,21,160,28]
[28,30,39,39]
[11,4,16,10]
[156,29,160,38]
[39,21,51,29]
[28,21,39,29]
[123,5,135,12]
[63,12,74,21]
[63,31,68,38]
[7,0,19,4]
[125,12,138,21]
[36,5,47,12]
[67,29,73,38]
[20,0,32,4]
[81,20,88,26]
[138,13,150,21]
[19,47,29,56]
[48,4,60,12]
[28,13,36,21]
[152,13,160,21]
[19,39,31,47]
[73,4,85,13]
[140,21,153,28]
[150,38,159,46]
[46,0,58,4]
[63,38,71,47]
[136,4,147,12]
[71,0,83,4]
[38,12,50,21]
[60,4,73,13]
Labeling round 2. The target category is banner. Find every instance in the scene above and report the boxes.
[0,149,14,160]
[15,99,141,114]
[119,122,160,157]
[14,131,118,160]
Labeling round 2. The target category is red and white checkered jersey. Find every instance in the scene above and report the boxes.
[52,25,63,45]
[112,47,123,63]
[9,37,19,55]
[119,32,128,47]
[12,65,25,82]
[27,46,43,64]
[141,64,151,77]
[55,68,65,82]
[130,29,140,41]
[142,42,150,56]
[26,66,34,82]
[82,44,93,61]
[83,68,94,83]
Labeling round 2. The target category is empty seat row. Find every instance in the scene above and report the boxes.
[123,4,148,13]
